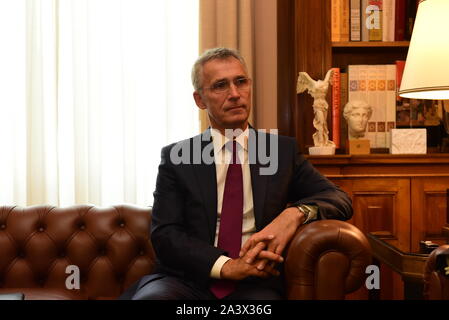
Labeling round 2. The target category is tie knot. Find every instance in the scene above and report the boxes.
[225,140,239,164]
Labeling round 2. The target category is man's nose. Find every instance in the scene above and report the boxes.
[228,83,240,99]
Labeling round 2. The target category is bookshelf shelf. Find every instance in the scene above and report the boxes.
[332,41,410,48]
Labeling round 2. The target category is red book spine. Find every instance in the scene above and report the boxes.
[332,67,341,148]
[395,0,406,41]
[396,60,406,94]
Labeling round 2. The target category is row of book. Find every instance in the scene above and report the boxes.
[331,0,419,42]
[331,61,442,150]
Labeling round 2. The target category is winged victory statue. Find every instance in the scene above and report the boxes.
[296,69,336,152]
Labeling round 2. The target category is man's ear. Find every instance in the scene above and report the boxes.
[193,91,207,110]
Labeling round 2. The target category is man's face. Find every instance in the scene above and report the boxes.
[193,57,251,133]
[348,107,370,133]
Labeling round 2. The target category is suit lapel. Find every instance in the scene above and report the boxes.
[192,129,217,243]
[249,128,268,231]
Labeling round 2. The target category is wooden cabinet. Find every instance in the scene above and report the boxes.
[335,177,411,251]
[277,0,409,153]
[411,177,449,252]
[309,154,449,248]
[308,154,449,299]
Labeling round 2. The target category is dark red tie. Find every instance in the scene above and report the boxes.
[210,141,243,299]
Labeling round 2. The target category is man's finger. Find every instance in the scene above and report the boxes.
[258,263,280,277]
[275,243,285,256]
[266,242,278,254]
[244,241,266,264]
[240,238,256,257]
[258,250,284,263]
[240,234,275,257]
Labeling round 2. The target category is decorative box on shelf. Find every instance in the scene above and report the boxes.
[390,128,427,155]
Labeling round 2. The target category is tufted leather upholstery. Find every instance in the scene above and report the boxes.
[285,220,372,299]
[423,244,449,300]
[0,205,155,300]
[0,205,371,300]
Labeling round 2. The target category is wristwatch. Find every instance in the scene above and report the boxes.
[296,205,315,224]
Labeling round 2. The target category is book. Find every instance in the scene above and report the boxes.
[365,65,378,146]
[341,0,350,42]
[385,64,397,149]
[332,67,341,148]
[340,72,349,109]
[361,0,370,41]
[340,72,349,150]
[404,0,417,40]
[382,0,395,42]
[348,64,397,149]
[395,0,406,41]
[370,65,385,147]
[395,60,410,127]
[332,0,342,42]
[350,0,361,41]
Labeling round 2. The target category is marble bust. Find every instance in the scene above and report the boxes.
[343,100,373,140]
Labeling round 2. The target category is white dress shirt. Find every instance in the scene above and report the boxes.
[209,126,256,279]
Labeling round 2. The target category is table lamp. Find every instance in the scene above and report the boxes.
[399,0,449,100]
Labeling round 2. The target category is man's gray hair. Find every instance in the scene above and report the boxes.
[191,47,247,91]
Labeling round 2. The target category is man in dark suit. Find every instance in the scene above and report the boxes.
[120,47,352,300]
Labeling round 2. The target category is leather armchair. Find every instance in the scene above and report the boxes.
[423,244,449,300]
[0,205,371,300]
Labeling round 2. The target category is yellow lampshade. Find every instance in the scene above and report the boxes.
[399,0,449,100]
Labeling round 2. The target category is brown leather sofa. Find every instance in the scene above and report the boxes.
[424,244,449,300]
[0,205,371,300]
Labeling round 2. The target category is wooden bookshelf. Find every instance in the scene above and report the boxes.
[276,0,446,301]
[277,0,410,153]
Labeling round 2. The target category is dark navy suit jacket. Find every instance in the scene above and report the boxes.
[150,128,352,291]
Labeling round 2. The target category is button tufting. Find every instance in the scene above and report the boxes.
[119,222,125,228]
[0,224,5,230]
[38,227,44,232]
[80,224,86,230]
[140,250,145,256]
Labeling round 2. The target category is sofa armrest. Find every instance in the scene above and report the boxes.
[284,220,371,300]
[424,244,449,300]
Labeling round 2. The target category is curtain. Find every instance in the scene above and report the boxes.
[0,0,199,207]
[198,0,255,132]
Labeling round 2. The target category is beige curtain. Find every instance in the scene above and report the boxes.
[198,0,255,132]
[0,0,199,207]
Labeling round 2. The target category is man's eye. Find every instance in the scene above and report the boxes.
[212,81,229,90]
[235,78,248,86]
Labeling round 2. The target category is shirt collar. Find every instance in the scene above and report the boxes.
[211,126,249,156]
